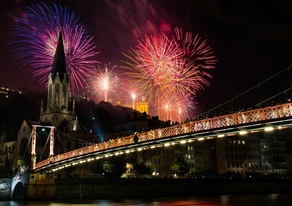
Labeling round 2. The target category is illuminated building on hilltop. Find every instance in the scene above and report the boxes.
[135,96,148,114]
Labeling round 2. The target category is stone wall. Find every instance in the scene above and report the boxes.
[53,178,292,200]
[0,178,11,200]
[25,184,56,200]
[23,178,292,200]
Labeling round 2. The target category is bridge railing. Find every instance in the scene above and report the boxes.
[34,102,292,170]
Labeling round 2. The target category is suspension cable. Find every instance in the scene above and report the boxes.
[55,128,94,145]
[39,133,50,161]
[255,87,292,107]
[22,131,33,159]
[55,130,68,152]
[195,64,292,118]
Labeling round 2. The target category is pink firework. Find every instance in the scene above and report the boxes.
[89,64,120,103]
[122,33,185,102]
[122,29,216,122]
[157,91,196,123]
[10,3,99,94]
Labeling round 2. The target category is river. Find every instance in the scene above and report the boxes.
[2,194,292,206]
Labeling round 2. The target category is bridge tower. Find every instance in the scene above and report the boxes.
[30,125,55,170]
[30,125,36,170]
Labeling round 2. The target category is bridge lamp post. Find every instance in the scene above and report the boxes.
[264,126,274,132]
[180,140,187,144]
[30,125,37,170]
[164,143,170,147]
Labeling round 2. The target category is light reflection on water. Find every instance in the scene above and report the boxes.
[2,194,292,206]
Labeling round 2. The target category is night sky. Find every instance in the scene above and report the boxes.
[1,0,292,114]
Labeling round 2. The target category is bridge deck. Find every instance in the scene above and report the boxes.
[34,102,292,171]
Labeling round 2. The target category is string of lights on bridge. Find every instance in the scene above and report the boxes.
[34,102,292,172]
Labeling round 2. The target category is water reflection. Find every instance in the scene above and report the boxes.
[2,194,292,206]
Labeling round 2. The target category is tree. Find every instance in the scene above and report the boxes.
[171,159,189,177]
[111,157,127,178]
[102,157,126,178]
[102,160,114,178]
[134,162,152,177]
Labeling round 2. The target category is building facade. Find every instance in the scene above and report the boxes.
[124,132,291,178]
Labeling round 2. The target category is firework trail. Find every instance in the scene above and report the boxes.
[174,27,217,74]
[10,2,99,94]
[89,63,120,103]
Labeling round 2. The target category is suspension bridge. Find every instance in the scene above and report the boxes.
[32,101,292,172]
[29,65,292,173]
[17,65,290,172]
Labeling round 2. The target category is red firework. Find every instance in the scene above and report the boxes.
[122,29,216,122]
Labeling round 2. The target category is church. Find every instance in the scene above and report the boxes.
[2,32,92,172]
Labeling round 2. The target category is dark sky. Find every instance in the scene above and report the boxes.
[1,0,292,113]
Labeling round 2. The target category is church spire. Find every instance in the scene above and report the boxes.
[51,31,67,82]
[40,31,75,128]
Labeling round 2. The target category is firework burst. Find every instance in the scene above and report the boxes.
[122,34,185,103]
[156,89,197,123]
[122,29,216,122]
[10,2,99,94]
[89,63,120,103]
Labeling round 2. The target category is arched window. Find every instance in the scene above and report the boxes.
[55,84,60,106]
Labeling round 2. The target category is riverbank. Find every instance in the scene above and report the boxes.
[24,178,292,200]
